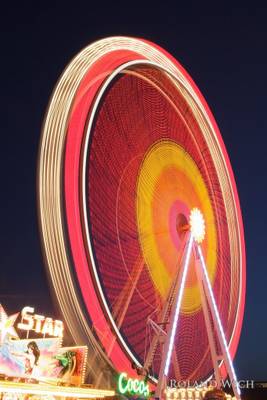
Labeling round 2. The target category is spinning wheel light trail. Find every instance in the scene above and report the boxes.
[38,36,246,395]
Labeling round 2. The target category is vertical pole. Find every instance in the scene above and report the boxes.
[197,245,241,400]
[193,246,221,386]
[144,235,188,373]
[156,233,194,398]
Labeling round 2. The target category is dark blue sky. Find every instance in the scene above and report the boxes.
[1,2,267,380]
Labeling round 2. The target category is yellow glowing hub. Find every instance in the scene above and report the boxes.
[190,208,205,243]
[136,140,217,314]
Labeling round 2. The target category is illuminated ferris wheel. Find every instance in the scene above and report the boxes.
[38,37,245,399]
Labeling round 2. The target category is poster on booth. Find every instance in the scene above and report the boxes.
[0,338,61,380]
[50,346,88,385]
[0,304,87,384]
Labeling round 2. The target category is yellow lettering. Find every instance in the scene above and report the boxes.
[42,318,54,336]
[34,314,45,333]
[17,307,34,331]
[17,306,64,338]
[53,320,64,337]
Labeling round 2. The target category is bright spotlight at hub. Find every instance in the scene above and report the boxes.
[190,208,205,243]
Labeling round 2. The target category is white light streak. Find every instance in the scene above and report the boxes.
[164,234,194,376]
[38,35,244,381]
[197,245,240,396]
[0,381,114,399]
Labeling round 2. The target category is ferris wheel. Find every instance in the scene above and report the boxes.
[38,37,245,399]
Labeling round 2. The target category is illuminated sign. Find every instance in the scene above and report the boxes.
[0,304,88,384]
[17,307,64,337]
[118,372,150,397]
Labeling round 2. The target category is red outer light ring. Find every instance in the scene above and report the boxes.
[64,39,245,376]
[65,49,146,374]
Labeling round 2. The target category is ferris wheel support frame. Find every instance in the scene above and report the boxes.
[196,244,241,400]
[154,234,241,400]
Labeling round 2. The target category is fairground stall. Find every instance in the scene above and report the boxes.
[0,304,115,400]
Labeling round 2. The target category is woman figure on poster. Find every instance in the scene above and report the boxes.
[12,341,40,377]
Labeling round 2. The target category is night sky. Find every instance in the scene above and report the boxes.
[1,2,267,381]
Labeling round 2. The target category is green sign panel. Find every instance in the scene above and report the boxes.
[118,372,150,397]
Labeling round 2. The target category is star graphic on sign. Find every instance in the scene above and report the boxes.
[0,304,20,344]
